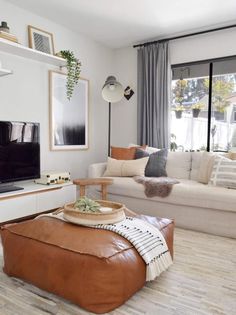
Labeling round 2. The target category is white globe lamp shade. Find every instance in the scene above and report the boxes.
[102,76,123,103]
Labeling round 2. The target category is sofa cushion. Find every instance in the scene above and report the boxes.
[190,152,203,181]
[135,148,168,177]
[103,157,149,177]
[104,177,236,212]
[166,152,191,179]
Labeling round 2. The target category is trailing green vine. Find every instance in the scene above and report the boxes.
[58,50,82,100]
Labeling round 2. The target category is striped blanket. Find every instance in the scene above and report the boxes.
[37,213,173,281]
[95,216,173,281]
[209,156,236,189]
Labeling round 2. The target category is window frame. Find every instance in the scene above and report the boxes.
[171,54,236,152]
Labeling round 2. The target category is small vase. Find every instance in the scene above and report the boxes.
[0,21,10,33]
[192,108,200,118]
[175,111,183,119]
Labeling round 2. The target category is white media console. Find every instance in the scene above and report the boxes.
[0,181,76,223]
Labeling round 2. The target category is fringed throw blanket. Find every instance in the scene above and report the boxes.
[37,212,173,281]
[95,216,173,281]
[134,176,179,198]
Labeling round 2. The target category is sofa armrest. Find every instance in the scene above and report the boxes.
[88,163,107,178]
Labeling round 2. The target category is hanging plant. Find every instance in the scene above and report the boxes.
[173,105,185,119]
[191,102,204,118]
[57,50,82,100]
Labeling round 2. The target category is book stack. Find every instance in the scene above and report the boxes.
[0,31,18,43]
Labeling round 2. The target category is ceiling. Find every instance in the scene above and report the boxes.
[7,0,236,48]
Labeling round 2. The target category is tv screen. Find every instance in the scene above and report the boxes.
[0,121,40,183]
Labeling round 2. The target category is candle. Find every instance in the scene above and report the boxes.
[99,207,113,213]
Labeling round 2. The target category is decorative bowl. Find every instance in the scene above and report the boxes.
[63,200,126,226]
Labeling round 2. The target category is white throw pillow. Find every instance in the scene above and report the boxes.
[128,143,140,147]
[209,156,236,189]
[145,146,161,154]
[128,143,160,154]
[103,157,149,177]
[229,152,236,160]
[197,151,216,184]
[198,152,231,184]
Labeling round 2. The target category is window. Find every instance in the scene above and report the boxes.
[171,58,236,152]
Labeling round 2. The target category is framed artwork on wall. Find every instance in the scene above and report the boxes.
[28,25,55,55]
[49,71,89,151]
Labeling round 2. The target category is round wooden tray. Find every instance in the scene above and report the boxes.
[63,200,126,226]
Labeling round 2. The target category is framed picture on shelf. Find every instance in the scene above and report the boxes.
[49,71,89,151]
[28,25,55,54]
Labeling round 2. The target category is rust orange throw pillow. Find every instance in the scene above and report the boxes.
[111,146,146,160]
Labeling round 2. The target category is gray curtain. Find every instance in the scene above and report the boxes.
[137,41,171,148]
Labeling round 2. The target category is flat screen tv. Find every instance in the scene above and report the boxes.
[0,121,40,193]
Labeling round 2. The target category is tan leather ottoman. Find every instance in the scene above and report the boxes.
[1,213,174,314]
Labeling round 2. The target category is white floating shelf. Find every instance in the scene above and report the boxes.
[0,68,12,77]
[0,38,66,67]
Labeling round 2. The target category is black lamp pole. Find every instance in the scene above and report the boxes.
[108,102,111,157]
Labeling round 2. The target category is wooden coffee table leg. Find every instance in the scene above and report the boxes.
[73,179,113,200]
[101,184,107,200]
[80,185,86,197]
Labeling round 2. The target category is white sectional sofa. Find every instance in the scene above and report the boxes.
[89,152,236,238]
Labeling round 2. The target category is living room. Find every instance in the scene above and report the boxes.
[0,0,236,314]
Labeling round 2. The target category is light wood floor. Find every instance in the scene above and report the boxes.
[0,228,235,315]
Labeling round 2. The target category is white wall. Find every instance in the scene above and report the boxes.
[1,0,236,178]
[112,28,236,146]
[170,28,236,64]
[112,47,137,147]
[0,0,112,179]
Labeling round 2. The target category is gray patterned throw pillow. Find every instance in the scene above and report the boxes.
[135,148,168,177]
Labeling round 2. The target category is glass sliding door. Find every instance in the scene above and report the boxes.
[211,59,236,151]
[171,63,210,152]
[171,57,236,152]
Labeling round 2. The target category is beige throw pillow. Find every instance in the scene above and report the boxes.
[229,152,236,160]
[197,152,216,184]
[103,157,149,177]
[198,152,233,184]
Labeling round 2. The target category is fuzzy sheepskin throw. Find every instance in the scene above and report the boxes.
[134,176,179,198]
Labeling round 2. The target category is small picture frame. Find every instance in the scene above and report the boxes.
[124,86,134,100]
[28,25,55,55]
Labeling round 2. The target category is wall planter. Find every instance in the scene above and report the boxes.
[192,108,201,118]
[192,103,204,118]
[175,110,183,119]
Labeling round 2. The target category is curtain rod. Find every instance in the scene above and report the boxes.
[133,23,236,48]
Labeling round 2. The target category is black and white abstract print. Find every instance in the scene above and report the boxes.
[50,72,89,150]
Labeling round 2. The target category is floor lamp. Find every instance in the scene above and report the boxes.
[102,76,123,156]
